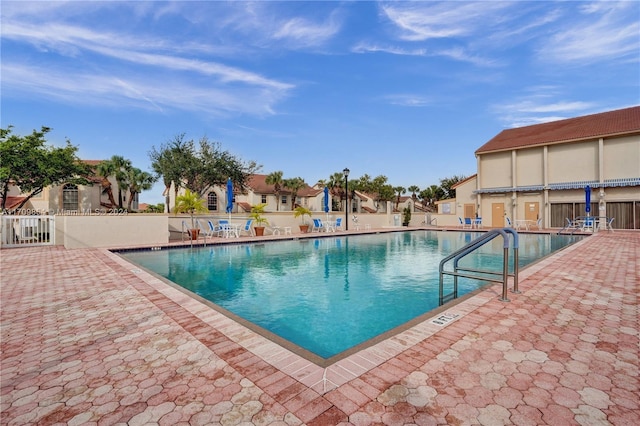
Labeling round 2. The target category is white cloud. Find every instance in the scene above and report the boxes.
[1,63,288,117]
[272,15,341,48]
[493,95,597,127]
[540,1,640,64]
[380,1,516,41]
[385,94,432,107]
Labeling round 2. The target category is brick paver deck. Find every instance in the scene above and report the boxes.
[1,231,638,425]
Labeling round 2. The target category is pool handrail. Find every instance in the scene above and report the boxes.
[439,228,519,305]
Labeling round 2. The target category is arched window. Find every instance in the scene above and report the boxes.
[207,192,218,211]
[63,184,78,211]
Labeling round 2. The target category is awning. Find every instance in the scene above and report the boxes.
[474,178,639,194]
[474,185,543,194]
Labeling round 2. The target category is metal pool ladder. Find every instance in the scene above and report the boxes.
[439,228,519,305]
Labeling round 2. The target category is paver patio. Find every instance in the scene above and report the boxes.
[1,230,638,425]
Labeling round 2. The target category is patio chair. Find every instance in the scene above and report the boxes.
[532,218,542,230]
[463,217,473,229]
[605,217,615,232]
[239,219,254,236]
[334,217,343,231]
[581,216,595,232]
[206,220,223,237]
[312,218,325,232]
[218,219,238,238]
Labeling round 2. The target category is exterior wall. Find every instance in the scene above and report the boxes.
[478,152,510,188]
[548,140,598,183]
[603,135,640,179]
[516,147,543,186]
[62,214,169,249]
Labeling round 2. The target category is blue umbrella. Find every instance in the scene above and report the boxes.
[323,187,330,213]
[226,178,233,214]
[585,185,591,216]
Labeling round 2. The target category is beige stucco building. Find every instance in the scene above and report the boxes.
[451,106,640,229]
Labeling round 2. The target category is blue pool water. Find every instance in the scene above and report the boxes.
[121,231,581,359]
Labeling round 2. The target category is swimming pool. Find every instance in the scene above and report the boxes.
[120,230,581,360]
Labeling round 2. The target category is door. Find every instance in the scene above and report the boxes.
[464,204,475,220]
[525,202,540,222]
[492,203,505,227]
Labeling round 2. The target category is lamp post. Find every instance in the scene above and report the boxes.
[343,167,350,230]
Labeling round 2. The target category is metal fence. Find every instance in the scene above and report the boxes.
[1,215,55,248]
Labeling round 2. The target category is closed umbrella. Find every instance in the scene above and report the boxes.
[585,185,591,217]
[324,187,330,222]
[226,178,233,220]
[323,187,330,213]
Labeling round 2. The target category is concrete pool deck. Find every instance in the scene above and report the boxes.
[1,230,638,425]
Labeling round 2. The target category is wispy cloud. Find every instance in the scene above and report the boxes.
[384,94,433,108]
[1,6,294,117]
[272,14,341,49]
[352,42,426,56]
[492,91,597,127]
[540,1,640,64]
[379,1,516,41]
[1,60,289,118]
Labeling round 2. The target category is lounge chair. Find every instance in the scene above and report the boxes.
[532,218,542,230]
[312,218,325,232]
[605,217,615,232]
[206,220,223,237]
[239,219,254,236]
[581,216,595,232]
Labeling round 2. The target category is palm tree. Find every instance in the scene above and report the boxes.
[327,172,346,210]
[283,177,306,210]
[408,185,420,202]
[126,167,157,211]
[265,171,284,211]
[109,155,132,209]
[95,160,118,208]
[394,186,406,211]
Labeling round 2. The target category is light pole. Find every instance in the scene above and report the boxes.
[343,167,350,230]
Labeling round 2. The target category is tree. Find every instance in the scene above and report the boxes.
[0,126,92,212]
[440,175,466,199]
[419,185,445,211]
[109,155,132,209]
[150,134,260,212]
[327,172,347,210]
[408,185,420,201]
[96,160,118,208]
[149,134,195,213]
[283,177,306,210]
[126,167,157,211]
[265,171,284,211]
[393,186,406,210]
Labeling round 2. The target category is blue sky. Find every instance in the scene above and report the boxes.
[2,1,639,205]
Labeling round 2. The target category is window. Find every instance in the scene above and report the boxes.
[261,195,267,204]
[207,192,218,211]
[62,184,78,211]
[281,195,287,206]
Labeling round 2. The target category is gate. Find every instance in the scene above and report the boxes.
[1,215,55,247]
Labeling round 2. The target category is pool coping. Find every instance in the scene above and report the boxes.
[107,228,591,395]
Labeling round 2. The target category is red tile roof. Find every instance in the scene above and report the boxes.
[476,105,640,154]
[1,196,27,210]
